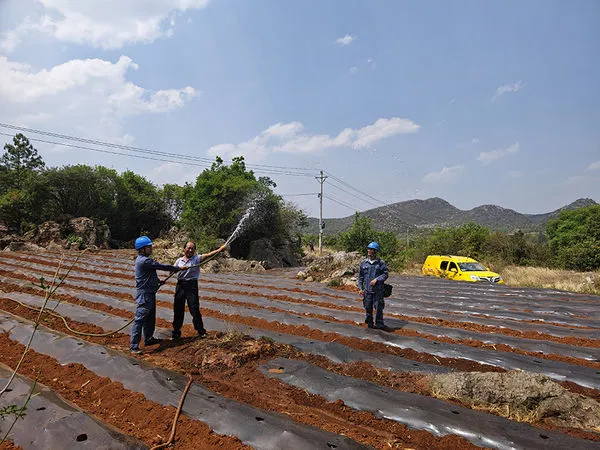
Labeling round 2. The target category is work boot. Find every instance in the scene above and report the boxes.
[171,331,181,341]
[130,347,142,354]
[144,337,162,346]
[197,331,207,339]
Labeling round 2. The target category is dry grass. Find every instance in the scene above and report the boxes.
[500,266,600,295]
[399,259,600,296]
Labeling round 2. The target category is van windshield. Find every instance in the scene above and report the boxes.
[458,262,487,272]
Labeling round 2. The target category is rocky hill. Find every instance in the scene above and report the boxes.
[304,198,597,235]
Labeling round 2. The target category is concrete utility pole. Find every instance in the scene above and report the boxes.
[315,170,327,254]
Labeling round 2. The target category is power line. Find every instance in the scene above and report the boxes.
[0,131,313,178]
[279,193,319,197]
[324,194,357,212]
[324,169,433,224]
[0,122,317,177]
[324,170,387,206]
[325,180,381,209]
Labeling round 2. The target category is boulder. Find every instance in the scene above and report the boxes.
[5,241,42,252]
[429,370,600,431]
[68,217,110,249]
[46,242,64,252]
[201,257,266,274]
[246,238,300,268]
[30,221,63,247]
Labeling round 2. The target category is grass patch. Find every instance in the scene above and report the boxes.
[501,266,600,295]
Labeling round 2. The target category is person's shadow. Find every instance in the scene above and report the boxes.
[374,318,407,332]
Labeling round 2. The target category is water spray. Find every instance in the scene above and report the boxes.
[158,195,262,288]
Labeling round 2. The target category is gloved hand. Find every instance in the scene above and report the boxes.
[219,244,227,252]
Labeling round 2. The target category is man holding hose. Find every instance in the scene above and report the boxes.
[171,241,227,340]
[131,236,182,354]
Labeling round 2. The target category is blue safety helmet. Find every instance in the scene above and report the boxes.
[135,236,153,250]
[367,241,380,251]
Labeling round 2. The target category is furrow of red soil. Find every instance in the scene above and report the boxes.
[2,293,599,445]
[5,252,348,299]
[193,294,600,370]
[5,264,600,356]
[467,312,594,330]
[291,354,600,442]
[4,257,598,337]
[3,270,600,372]
[0,307,482,450]
[0,333,249,450]
[0,278,503,373]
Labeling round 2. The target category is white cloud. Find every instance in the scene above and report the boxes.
[477,142,520,165]
[335,34,356,46]
[348,66,358,74]
[422,165,464,183]
[506,170,523,179]
[492,80,523,102]
[0,55,197,143]
[471,138,479,144]
[208,117,419,160]
[585,160,600,171]
[563,175,588,186]
[0,0,211,51]
[150,162,198,185]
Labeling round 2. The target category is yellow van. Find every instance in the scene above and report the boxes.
[422,255,504,284]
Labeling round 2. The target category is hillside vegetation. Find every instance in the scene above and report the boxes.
[305,197,597,235]
[305,206,600,291]
[0,134,306,260]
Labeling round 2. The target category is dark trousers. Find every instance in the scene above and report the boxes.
[130,292,156,348]
[363,292,385,327]
[172,279,205,337]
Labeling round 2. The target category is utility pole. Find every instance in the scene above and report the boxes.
[315,170,327,254]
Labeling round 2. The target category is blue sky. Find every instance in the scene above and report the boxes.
[1,0,598,218]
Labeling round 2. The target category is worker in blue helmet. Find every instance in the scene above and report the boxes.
[130,236,182,354]
[357,241,389,329]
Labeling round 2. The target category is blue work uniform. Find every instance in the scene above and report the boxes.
[357,257,389,328]
[130,254,178,350]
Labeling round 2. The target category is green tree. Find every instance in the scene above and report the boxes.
[0,134,45,191]
[0,134,47,231]
[111,170,169,241]
[339,213,399,259]
[339,213,376,253]
[43,165,119,220]
[161,183,186,228]
[182,157,264,238]
[547,205,600,271]
[181,156,306,258]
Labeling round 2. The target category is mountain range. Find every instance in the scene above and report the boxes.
[304,198,597,236]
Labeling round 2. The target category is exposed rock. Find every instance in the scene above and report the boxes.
[28,221,63,247]
[201,257,266,274]
[246,238,300,268]
[0,223,8,239]
[9,217,111,251]
[5,241,42,252]
[301,251,362,285]
[429,371,600,432]
[296,271,307,280]
[46,242,64,252]
[68,217,110,249]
